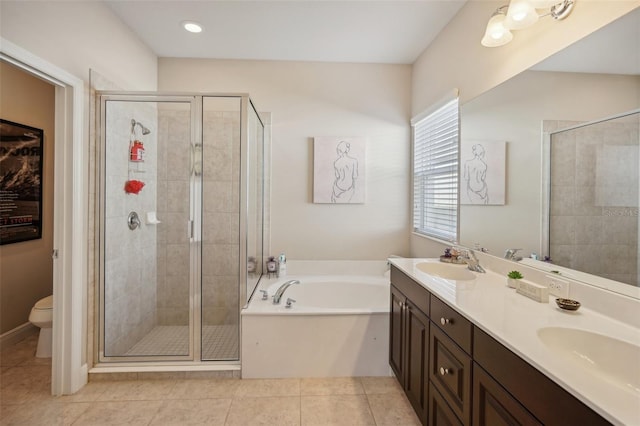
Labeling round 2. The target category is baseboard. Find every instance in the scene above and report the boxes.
[0,322,37,349]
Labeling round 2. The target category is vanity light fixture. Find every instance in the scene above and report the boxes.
[182,21,203,33]
[482,0,575,47]
[481,6,513,48]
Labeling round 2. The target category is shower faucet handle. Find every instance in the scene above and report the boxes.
[259,290,268,301]
[285,298,296,308]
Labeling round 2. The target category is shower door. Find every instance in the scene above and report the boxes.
[98,94,247,362]
[99,95,197,361]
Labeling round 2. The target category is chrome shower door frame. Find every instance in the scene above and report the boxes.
[97,93,200,363]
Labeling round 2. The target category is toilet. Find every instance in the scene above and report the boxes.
[28,295,53,358]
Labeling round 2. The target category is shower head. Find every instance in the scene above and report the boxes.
[131,119,151,136]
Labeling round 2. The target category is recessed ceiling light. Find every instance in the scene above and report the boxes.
[182,21,203,33]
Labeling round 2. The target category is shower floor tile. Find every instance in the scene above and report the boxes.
[124,325,238,359]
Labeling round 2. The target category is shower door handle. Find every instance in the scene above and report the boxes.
[189,220,194,239]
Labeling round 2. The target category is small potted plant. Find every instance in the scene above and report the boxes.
[507,270,523,288]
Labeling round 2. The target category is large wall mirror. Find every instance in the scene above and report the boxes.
[459,8,639,297]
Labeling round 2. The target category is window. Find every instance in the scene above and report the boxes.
[411,96,459,242]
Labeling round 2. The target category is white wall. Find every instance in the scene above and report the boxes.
[159,59,412,260]
[410,0,639,257]
[460,70,640,258]
[0,1,157,90]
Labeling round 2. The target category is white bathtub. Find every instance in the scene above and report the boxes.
[241,272,391,378]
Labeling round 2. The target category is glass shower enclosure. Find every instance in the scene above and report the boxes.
[97,93,264,362]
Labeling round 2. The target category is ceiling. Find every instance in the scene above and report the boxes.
[105,1,638,72]
[105,0,467,64]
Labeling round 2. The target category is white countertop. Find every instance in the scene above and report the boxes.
[390,258,640,426]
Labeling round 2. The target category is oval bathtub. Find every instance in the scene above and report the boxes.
[241,274,391,378]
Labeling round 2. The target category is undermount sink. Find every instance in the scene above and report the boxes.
[416,262,476,281]
[537,327,640,393]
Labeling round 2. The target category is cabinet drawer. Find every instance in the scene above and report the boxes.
[391,266,430,316]
[431,296,472,354]
[430,323,472,425]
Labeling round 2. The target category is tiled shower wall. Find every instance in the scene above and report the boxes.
[201,110,240,329]
[156,107,240,327]
[156,108,191,325]
[549,114,639,286]
[104,102,158,355]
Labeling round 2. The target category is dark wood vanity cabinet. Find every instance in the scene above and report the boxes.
[389,266,610,426]
[474,329,610,426]
[390,268,431,424]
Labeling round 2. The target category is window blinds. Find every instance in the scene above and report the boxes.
[412,97,459,242]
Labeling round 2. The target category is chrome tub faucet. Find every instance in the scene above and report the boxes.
[272,280,300,304]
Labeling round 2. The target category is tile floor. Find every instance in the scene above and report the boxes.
[1,334,421,425]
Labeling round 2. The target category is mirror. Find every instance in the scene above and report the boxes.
[459,8,640,296]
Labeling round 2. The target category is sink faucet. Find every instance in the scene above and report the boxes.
[272,280,300,304]
[504,248,523,261]
[463,249,485,273]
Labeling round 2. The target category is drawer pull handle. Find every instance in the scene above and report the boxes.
[440,317,453,325]
[439,367,451,376]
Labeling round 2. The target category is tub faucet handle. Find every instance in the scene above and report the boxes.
[259,290,268,301]
[285,298,296,308]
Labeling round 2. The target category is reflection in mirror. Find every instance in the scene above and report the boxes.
[459,8,640,296]
[546,111,639,287]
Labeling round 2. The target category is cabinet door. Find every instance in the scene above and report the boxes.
[473,364,541,426]
[430,324,472,425]
[390,285,406,384]
[430,383,464,426]
[405,299,430,424]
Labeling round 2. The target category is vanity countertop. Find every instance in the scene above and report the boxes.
[389,258,640,426]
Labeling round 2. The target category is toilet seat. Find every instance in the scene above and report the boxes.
[33,295,53,311]
[29,295,53,328]
[29,295,53,358]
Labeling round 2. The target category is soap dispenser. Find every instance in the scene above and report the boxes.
[278,253,287,277]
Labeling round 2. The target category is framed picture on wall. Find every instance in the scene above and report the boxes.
[0,119,44,245]
[313,136,367,204]
[460,139,506,205]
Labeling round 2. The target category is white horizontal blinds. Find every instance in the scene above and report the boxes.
[412,97,459,241]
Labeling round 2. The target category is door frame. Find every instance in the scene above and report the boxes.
[1,38,88,395]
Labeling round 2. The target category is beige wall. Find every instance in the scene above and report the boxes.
[410,0,639,257]
[159,59,412,260]
[0,61,55,334]
[0,1,157,90]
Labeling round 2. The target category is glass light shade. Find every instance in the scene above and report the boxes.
[481,13,513,47]
[504,0,539,29]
